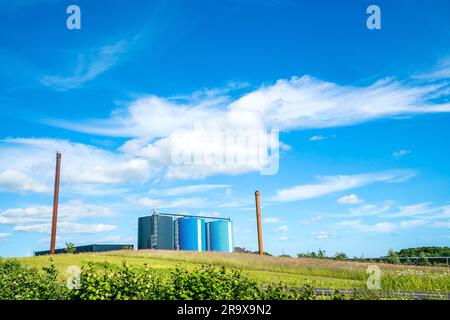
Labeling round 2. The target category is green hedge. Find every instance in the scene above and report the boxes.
[0,259,316,300]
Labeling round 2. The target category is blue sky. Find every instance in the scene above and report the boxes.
[0,0,449,258]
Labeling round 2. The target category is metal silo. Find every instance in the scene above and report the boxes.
[156,215,174,250]
[138,216,152,249]
[178,217,206,251]
[206,220,233,252]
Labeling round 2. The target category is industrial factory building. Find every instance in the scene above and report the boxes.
[34,244,134,256]
[138,212,233,253]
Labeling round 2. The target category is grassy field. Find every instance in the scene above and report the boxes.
[17,249,450,293]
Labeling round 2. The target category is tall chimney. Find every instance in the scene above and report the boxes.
[50,152,61,255]
[255,191,264,255]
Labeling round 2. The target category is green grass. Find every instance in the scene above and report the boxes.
[16,249,450,293]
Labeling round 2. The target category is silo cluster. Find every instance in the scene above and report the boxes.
[138,212,233,253]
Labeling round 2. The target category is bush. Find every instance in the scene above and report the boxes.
[334,252,348,261]
[386,249,401,264]
[0,260,316,300]
[64,242,76,254]
[297,249,327,259]
[0,259,70,300]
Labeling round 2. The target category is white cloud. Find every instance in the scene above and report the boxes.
[301,216,322,225]
[93,235,135,244]
[309,135,326,141]
[0,233,11,239]
[43,66,450,180]
[40,41,130,90]
[229,76,450,131]
[149,184,231,197]
[14,222,116,234]
[274,225,288,232]
[0,201,116,237]
[413,58,450,81]
[273,170,416,202]
[278,236,289,241]
[310,231,337,239]
[263,217,281,224]
[338,194,363,205]
[433,222,450,229]
[0,138,151,195]
[49,73,450,138]
[0,169,50,194]
[336,218,426,234]
[129,196,210,209]
[393,149,412,158]
[347,203,391,217]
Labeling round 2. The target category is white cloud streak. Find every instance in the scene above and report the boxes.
[273,170,417,202]
[40,41,130,90]
[338,194,363,205]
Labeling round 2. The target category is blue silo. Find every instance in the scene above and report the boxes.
[206,220,233,252]
[178,217,206,251]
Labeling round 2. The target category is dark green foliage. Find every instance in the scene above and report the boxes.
[418,252,431,266]
[64,242,76,254]
[72,261,165,300]
[0,259,70,300]
[397,247,450,257]
[0,260,316,300]
[334,252,348,261]
[386,249,401,264]
[297,249,327,259]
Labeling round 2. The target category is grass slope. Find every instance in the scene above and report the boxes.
[17,250,450,293]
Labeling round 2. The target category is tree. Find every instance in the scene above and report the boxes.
[386,249,400,264]
[418,251,431,266]
[64,242,76,254]
[334,252,348,261]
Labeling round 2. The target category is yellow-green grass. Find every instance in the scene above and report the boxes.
[14,250,450,292]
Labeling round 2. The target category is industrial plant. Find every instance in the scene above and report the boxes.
[138,211,233,253]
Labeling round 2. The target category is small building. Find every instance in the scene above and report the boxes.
[34,244,134,256]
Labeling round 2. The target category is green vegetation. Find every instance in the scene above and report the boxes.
[64,243,76,254]
[7,249,449,298]
[334,252,348,261]
[297,249,327,259]
[0,259,316,300]
[397,247,450,257]
[386,249,401,264]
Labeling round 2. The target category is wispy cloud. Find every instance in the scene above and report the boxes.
[40,40,131,90]
[273,225,288,232]
[0,233,11,239]
[263,217,282,224]
[149,184,231,197]
[14,222,116,234]
[310,231,337,239]
[393,149,412,158]
[309,135,326,141]
[272,170,417,202]
[43,62,450,179]
[338,194,363,205]
[301,215,322,225]
[49,68,450,137]
[0,138,150,195]
[335,219,427,234]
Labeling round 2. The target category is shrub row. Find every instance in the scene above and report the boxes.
[0,259,316,300]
